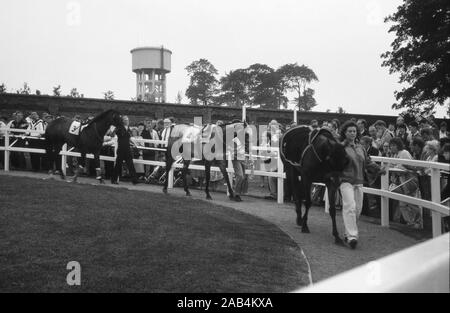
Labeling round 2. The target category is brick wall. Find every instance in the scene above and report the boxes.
[0,93,400,127]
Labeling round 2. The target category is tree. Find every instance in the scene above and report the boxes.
[293,88,318,112]
[0,83,6,94]
[175,91,183,104]
[245,64,286,109]
[68,88,81,98]
[381,0,450,116]
[53,85,62,97]
[185,59,219,105]
[277,63,319,111]
[336,106,346,114]
[103,90,115,100]
[219,69,251,107]
[17,82,31,95]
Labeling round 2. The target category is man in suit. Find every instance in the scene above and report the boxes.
[27,112,45,171]
[111,123,138,185]
[357,119,368,138]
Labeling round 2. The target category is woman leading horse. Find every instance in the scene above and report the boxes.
[280,125,349,245]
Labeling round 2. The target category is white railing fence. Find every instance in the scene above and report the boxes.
[1,128,449,228]
[367,156,449,237]
[298,233,449,293]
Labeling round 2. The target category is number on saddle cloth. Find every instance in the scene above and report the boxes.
[68,121,89,136]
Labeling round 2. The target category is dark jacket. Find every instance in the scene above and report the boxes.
[116,127,132,157]
[340,140,381,186]
[367,146,380,157]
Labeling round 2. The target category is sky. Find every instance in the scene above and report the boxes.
[0,0,447,118]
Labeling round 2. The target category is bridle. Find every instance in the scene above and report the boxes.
[281,126,332,170]
[299,130,324,167]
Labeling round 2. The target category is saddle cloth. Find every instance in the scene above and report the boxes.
[68,121,88,135]
[179,124,217,144]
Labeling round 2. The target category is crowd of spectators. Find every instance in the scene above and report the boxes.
[1,110,449,230]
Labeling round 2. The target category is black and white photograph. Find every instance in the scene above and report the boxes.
[0,0,449,298]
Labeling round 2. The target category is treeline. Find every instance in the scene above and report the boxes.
[0,82,115,100]
[184,59,319,111]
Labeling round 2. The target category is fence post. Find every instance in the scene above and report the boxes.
[61,144,67,177]
[380,163,389,227]
[277,148,284,204]
[168,167,174,189]
[227,151,233,197]
[4,128,10,171]
[430,168,442,237]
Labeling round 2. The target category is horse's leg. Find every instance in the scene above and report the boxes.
[54,144,65,180]
[45,141,55,177]
[292,169,303,226]
[301,180,312,233]
[205,161,212,200]
[73,151,86,183]
[219,161,235,200]
[182,160,191,196]
[327,181,344,245]
[163,157,174,194]
[94,153,104,184]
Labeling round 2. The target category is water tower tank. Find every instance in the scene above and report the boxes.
[131,46,172,103]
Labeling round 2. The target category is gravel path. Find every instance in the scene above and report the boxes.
[1,171,421,284]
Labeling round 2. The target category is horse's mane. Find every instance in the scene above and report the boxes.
[311,127,337,143]
[280,126,337,165]
[87,109,118,126]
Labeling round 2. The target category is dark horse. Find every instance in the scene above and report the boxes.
[280,126,349,245]
[163,121,247,201]
[45,109,123,182]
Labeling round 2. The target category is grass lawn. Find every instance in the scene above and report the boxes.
[0,175,309,292]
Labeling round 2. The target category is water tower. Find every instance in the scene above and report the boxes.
[131,46,172,103]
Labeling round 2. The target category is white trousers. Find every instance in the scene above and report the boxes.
[340,182,363,240]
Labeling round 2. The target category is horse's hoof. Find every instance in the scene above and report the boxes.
[206,195,212,200]
[296,217,302,226]
[99,179,105,184]
[163,188,168,194]
[301,226,310,233]
[111,181,118,185]
[233,195,242,202]
[349,239,358,250]
[335,237,345,246]
[186,192,191,196]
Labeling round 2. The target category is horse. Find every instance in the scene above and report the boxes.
[162,121,248,201]
[44,109,123,183]
[280,126,349,245]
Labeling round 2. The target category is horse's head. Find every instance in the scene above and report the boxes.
[110,110,123,127]
[327,141,349,172]
[315,131,349,172]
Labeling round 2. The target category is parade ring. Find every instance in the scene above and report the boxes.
[0,174,310,292]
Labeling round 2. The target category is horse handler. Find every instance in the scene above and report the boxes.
[111,125,138,185]
[339,120,385,249]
